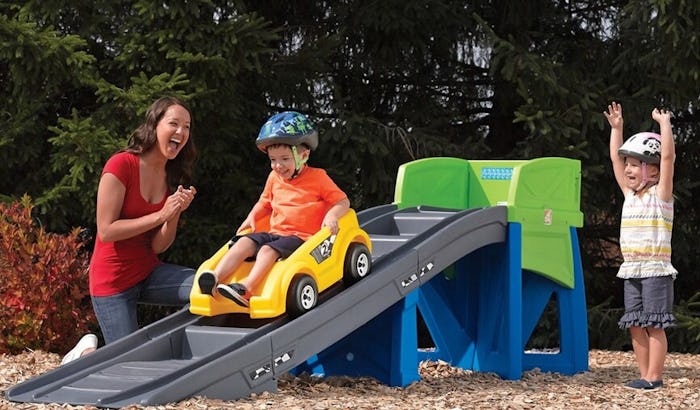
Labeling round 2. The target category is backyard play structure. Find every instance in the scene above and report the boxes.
[6,157,587,408]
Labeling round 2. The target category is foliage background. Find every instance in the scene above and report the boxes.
[1,0,699,352]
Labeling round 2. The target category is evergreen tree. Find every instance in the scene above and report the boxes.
[1,0,699,351]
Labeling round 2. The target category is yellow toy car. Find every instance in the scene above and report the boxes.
[189,209,372,318]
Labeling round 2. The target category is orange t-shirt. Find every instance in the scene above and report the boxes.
[258,166,347,240]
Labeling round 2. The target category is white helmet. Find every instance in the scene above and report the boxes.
[618,132,661,164]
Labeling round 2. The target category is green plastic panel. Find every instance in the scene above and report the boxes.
[393,157,583,288]
[394,157,471,209]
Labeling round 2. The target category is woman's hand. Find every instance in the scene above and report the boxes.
[176,185,197,212]
[160,185,197,222]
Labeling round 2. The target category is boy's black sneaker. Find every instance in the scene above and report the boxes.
[217,283,249,307]
[198,271,216,295]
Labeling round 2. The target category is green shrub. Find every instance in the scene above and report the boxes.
[670,292,700,354]
[586,298,629,351]
[0,196,96,354]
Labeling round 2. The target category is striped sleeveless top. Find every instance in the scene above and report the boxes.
[617,185,677,279]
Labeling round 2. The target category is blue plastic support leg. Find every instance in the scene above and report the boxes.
[293,354,325,376]
[521,227,589,374]
[293,290,421,387]
[415,225,521,379]
[470,223,523,380]
[415,271,477,368]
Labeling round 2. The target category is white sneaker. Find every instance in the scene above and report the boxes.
[61,333,98,365]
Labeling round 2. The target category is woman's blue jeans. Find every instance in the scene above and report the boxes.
[91,263,194,345]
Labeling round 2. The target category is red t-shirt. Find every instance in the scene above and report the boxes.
[89,152,166,296]
[258,166,347,240]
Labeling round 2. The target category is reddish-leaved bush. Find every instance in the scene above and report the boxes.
[0,196,96,354]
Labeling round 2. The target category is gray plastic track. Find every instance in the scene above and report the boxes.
[5,205,507,408]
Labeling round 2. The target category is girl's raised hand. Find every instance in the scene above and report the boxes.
[652,108,672,124]
[604,101,624,129]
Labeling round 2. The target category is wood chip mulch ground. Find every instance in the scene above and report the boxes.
[0,349,698,409]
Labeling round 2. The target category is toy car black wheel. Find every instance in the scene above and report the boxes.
[343,243,372,286]
[287,274,318,316]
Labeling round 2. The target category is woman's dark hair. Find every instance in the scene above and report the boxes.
[125,96,197,191]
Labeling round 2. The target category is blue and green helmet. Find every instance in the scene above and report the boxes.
[255,111,319,153]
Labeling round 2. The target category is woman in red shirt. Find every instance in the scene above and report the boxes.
[62,97,198,364]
